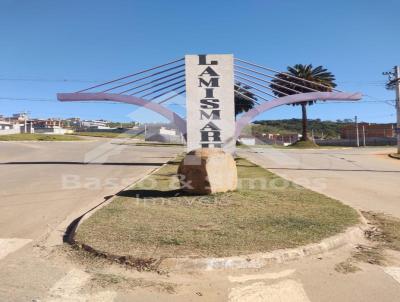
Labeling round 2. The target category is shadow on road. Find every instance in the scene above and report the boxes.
[266,167,400,173]
[117,189,189,198]
[1,161,164,166]
[63,194,114,244]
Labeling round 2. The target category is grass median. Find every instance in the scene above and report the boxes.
[0,133,82,141]
[75,157,359,259]
[71,132,144,139]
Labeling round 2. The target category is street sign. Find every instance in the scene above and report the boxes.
[184,54,235,153]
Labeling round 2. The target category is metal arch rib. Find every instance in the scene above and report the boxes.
[57,92,187,135]
[58,91,363,143]
[235,91,363,138]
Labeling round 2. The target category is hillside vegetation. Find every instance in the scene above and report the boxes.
[251,119,353,139]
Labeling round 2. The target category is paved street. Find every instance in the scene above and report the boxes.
[0,139,182,301]
[0,139,182,241]
[240,146,400,218]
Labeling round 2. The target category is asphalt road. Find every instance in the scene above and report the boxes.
[0,139,182,301]
[239,146,400,218]
[0,139,182,241]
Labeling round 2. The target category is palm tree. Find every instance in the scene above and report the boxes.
[270,64,337,141]
[234,83,257,116]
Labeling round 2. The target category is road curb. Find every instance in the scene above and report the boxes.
[388,153,400,160]
[157,223,367,271]
[72,221,368,272]
[43,159,173,248]
[64,160,173,245]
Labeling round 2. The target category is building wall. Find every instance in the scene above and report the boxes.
[316,137,396,146]
[34,127,67,135]
[0,128,21,135]
[159,127,176,136]
[340,123,395,139]
[238,137,256,145]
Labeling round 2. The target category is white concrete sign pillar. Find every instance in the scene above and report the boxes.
[185,54,235,153]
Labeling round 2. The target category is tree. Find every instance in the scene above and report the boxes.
[234,83,257,117]
[269,64,337,141]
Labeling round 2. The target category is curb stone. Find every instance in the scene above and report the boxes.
[71,222,367,272]
[158,224,367,271]
[70,160,172,241]
[44,159,173,247]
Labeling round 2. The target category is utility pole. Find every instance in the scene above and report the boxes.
[355,116,360,147]
[362,125,366,147]
[395,66,400,154]
[383,66,400,154]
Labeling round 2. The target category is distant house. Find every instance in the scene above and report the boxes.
[145,126,182,143]
[159,126,176,136]
[80,120,110,129]
[0,121,22,135]
[238,136,256,146]
[340,123,395,139]
[256,133,302,145]
[30,119,69,135]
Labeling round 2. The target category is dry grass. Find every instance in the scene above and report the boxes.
[72,132,144,139]
[335,212,400,273]
[0,133,81,141]
[352,244,386,266]
[75,157,359,258]
[335,260,361,274]
[362,211,400,252]
[287,140,319,149]
[88,272,176,293]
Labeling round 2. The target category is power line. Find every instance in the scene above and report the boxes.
[0,97,131,105]
[0,78,108,84]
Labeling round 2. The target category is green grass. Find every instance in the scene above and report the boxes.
[242,144,343,150]
[0,133,81,141]
[287,140,320,149]
[75,157,359,258]
[114,142,183,147]
[238,143,342,150]
[71,132,144,139]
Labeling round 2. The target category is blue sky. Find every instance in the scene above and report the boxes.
[0,0,398,123]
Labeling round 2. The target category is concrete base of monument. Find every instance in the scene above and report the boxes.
[178,148,238,195]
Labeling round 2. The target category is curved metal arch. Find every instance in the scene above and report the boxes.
[57,92,187,134]
[235,91,362,138]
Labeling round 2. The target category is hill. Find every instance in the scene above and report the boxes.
[250,119,354,139]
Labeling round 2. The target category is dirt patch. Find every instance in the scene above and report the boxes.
[362,211,400,251]
[335,211,400,273]
[88,272,176,294]
[334,260,362,274]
